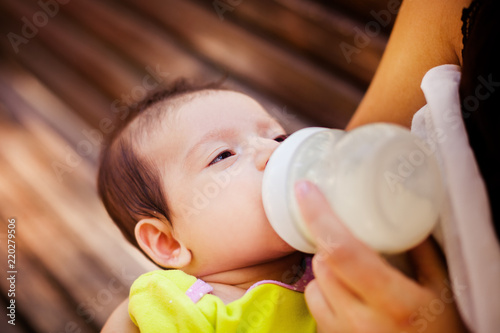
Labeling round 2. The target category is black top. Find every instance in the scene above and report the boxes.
[460,0,500,242]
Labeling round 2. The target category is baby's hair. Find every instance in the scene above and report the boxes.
[97,78,225,252]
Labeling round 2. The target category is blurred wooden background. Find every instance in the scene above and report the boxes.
[0,0,395,331]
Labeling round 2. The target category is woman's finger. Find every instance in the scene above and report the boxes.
[295,180,421,312]
[311,254,361,312]
[304,279,343,332]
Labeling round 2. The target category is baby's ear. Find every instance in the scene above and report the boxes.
[135,218,191,269]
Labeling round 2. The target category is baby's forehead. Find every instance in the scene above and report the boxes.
[176,90,275,125]
[141,89,256,125]
[131,89,278,152]
[125,91,207,143]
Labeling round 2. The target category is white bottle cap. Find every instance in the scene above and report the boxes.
[262,127,345,253]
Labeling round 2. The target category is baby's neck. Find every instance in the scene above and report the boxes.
[198,252,308,304]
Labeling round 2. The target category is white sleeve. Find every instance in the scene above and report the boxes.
[411,64,500,333]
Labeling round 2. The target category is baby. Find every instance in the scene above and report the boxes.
[97,81,316,332]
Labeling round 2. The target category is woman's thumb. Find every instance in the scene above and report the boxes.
[295,180,350,244]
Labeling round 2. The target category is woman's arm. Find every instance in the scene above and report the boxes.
[101,298,139,333]
[347,0,471,130]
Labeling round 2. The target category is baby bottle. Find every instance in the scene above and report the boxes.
[262,123,444,254]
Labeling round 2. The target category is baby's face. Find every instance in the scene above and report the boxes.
[145,90,296,276]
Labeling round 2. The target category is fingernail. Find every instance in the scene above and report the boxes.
[295,180,312,198]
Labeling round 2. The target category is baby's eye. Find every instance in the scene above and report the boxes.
[274,134,288,143]
[209,150,234,166]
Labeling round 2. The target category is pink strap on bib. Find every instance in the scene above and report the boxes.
[185,279,214,303]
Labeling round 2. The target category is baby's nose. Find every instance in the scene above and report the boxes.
[255,138,280,171]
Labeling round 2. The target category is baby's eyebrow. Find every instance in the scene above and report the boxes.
[257,117,276,128]
[256,116,284,134]
[183,127,238,164]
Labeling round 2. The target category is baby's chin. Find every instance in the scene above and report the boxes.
[253,239,300,264]
[265,223,298,253]
[274,237,298,254]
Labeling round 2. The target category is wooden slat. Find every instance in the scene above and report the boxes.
[120,0,363,128]
[0,205,96,333]
[315,0,397,29]
[0,1,313,133]
[193,0,385,86]
[1,0,143,100]
[0,64,101,167]
[62,0,315,133]
[0,33,111,129]
[0,67,155,277]
[60,0,218,83]
[0,128,103,333]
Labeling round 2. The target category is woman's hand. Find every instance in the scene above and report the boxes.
[295,180,468,333]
